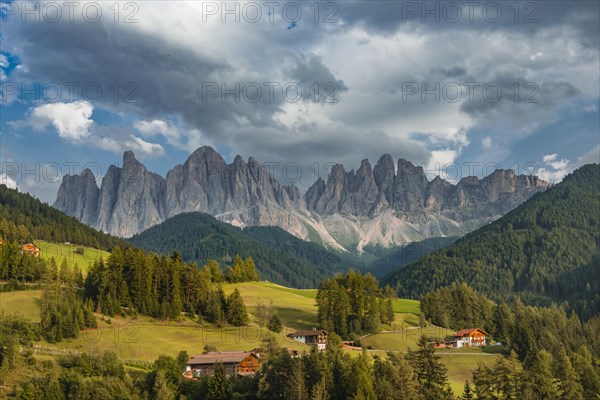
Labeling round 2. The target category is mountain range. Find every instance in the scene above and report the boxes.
[54,146,548,251]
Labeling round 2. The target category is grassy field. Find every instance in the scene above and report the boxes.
[37,240,110,272]
[1,280,501,396]
[440,351,501,394]
[392,298,421,314]
[223,281,319,330]
[0,290,42,321]
[41,315,310,361]
[391,312,421,329]
[361,326,454,352]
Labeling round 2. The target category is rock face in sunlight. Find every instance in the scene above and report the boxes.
[54,147,548,251]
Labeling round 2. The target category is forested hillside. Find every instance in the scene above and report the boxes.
[128,212,351,288]
[384,164,600,318]
[0,185,126,251]
[420,283,600,400]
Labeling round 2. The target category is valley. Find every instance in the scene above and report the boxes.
[0,165,598,399]
[0,282,500,396]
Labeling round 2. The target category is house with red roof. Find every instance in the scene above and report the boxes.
[452,328,488,348]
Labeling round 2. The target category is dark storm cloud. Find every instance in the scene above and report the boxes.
[337,0,599,45]
[284,54,349,102]
[1,0,598,184]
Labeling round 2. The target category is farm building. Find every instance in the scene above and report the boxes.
[21,243,40,257]
[287,329,328,350]
[185,351,260,378]
[453,328,488,347]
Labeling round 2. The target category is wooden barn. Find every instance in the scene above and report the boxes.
[185,351,261,378]
[287,329,328,350]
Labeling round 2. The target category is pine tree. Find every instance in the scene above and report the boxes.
[226,288,248,326]
[573,346,600,400]
[287,358,308,400]
[208,363,231,400]
[472,364,495,400]
[311,378,330,400]
[352,353,377,400]
[154,370,177,400]
[525,350,561,400]
[493,350,524,399]
[268,313,283,333]
[461,381,475,399]
[555,347,584,400]
[408,336,453,400]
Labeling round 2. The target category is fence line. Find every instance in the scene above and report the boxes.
[28,345,153,371]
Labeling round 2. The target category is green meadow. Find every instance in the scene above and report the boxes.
[37,240,110,272]
[0,289,42,322]
[1,281,502,395]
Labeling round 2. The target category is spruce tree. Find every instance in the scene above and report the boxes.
[461,381,475,400]
[208,363,231,400]
[287,358,308,400]
[268,313,283,333]
[408,336,453,400]
[226,288,248,326]
[555,347,584,400]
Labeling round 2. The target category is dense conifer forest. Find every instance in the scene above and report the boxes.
[128,212,353,288]
[384,164,600,318]
[0,185,126,250]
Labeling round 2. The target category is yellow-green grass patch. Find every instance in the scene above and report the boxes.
[43,314,310,361]
[223,282,318,330]
[37,240,110,272]
[392,298,420,314]
[440,351,502,395]
[361,326,454,352]
[0,290,42,322]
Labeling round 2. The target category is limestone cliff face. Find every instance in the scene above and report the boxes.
[302,154,548,219]
[53,168,100,226]
[54,147,548,250]
[55,147,301,237]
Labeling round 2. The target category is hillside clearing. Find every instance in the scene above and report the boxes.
[0,290,42,322]
[37,240,110,272]
[40,315,310,361]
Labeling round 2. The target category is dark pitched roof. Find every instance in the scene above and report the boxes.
[187,351,257,365]
[287,329,328,337]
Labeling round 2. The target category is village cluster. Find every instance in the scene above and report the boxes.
[183,327,488,378]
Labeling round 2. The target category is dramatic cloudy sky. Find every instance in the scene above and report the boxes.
[1,0,599,202]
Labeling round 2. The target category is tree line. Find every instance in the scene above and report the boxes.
[128,211,351,288]
[316,270,395,339]
[84,247,256,326]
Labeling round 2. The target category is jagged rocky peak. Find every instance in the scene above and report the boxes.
[55,147,303,237]
[54,147,549,245]
[373,154,395,185]
[304,156,549,217]
[123,150,138,165]
[373,154,395,204]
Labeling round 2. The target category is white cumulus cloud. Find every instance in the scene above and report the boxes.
[29,101,94,141]
[134,119,209,152]
[0,173,17,189]
[92,135,164,157]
